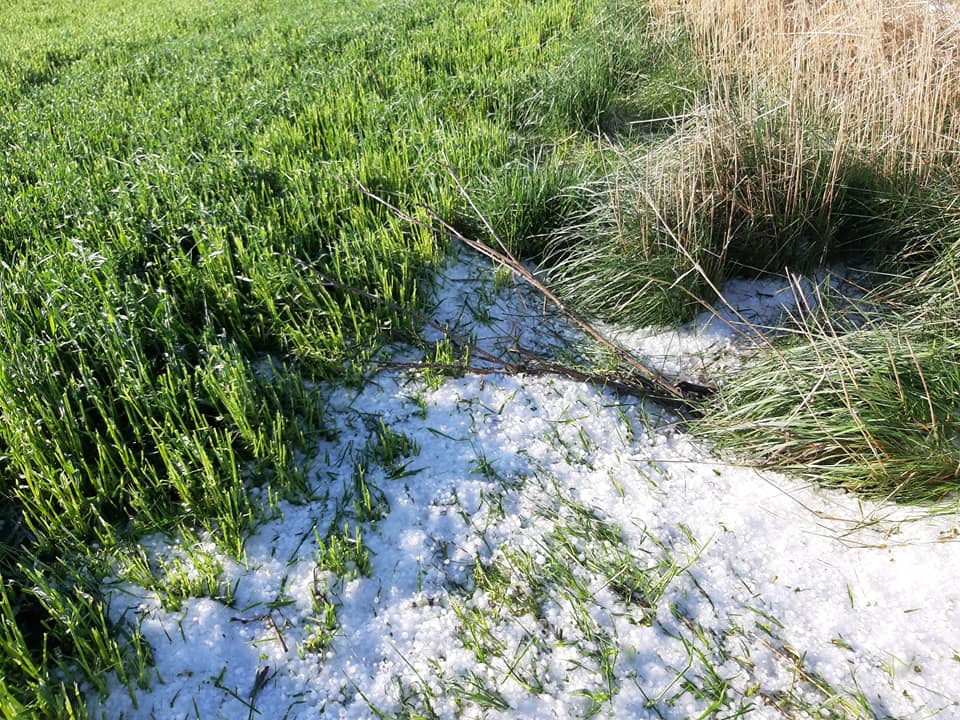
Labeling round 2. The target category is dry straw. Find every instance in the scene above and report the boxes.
[545,2,960,330]
[657,0,960,177]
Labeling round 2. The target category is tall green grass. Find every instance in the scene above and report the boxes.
[698,218,960,502]
[0,0,662,715]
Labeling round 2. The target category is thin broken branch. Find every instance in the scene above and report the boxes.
[353,179,714,412]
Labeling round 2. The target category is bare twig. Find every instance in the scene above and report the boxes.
[373,357,675,402]
[352,179,713,411]
[230,612,288,652]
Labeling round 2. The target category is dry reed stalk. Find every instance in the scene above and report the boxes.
[653,0,960,180]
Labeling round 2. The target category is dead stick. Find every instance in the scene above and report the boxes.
[440,158,702,401]
[373,358,663,400]
[354,180,703,404]
[427,205,689,401]
[267,614,288,653]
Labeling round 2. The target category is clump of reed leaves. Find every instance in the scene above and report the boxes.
[542,105,931,326]
[545,0,960,500]
[699,291,960,501]
[700,222,960,501]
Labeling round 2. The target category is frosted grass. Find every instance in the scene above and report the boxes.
[94,252,960,719]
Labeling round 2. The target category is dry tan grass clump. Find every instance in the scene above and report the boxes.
[599,0,960,295]
[654,0,960,178]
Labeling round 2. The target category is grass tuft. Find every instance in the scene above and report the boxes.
[545,0,960,324]
[698,324,960,502]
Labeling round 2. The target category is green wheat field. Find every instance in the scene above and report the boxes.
[3,0,960,716]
